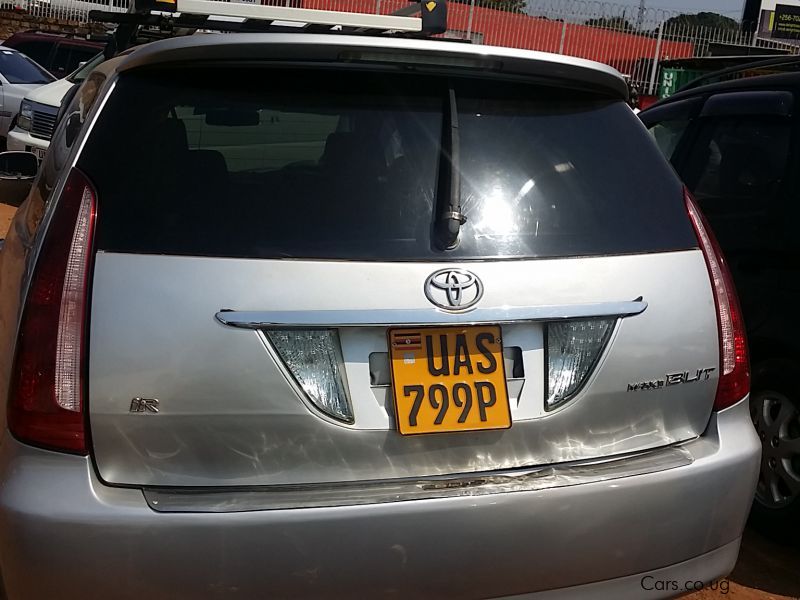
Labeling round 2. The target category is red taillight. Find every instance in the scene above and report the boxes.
[685,189,750,411]
[8,169,96,454]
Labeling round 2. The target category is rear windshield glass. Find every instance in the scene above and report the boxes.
[80,67,696,260]
[0,50,54,84]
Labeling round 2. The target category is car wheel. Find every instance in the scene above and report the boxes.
[749,359,800,539]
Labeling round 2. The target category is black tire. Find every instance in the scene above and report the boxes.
[748,358,800,541]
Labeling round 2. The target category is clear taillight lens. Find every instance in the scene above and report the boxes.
[685,190,750,410]
[266,329,353,423]
[8,169,96,454]
[55,185,94,411]
[546,319,615,410]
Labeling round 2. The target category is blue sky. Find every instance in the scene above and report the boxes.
[617,0,745,18]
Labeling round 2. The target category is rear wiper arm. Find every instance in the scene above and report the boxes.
[434,85,466,250]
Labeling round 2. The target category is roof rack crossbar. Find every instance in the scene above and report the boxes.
[171,0,422,32]
[94,0,448,57]
[126,0,447,32]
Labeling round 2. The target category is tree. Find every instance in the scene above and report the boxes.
[584,16,635,31]
[663,12,740,31]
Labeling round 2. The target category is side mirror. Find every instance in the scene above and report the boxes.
[0,151,38,206]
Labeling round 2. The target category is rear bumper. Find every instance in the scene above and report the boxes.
[0,399,759,599]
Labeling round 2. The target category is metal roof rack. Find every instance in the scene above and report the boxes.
[91,0,448,56]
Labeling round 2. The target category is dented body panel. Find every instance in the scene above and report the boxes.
[88,250,718,487]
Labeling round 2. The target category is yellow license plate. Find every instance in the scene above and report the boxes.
[389,325,511,435]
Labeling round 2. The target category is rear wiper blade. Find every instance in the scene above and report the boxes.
[434,85,466,250]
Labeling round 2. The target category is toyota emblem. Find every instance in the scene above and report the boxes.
[424,269,484,312]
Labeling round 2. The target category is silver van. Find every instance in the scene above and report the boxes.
[0,31,760,599]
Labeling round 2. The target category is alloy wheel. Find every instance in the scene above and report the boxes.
[750,390,800,509]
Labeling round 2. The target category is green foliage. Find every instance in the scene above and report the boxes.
[663,12,740,31]
[584,16,635,31]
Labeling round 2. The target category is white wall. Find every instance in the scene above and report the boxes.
[760,0,800,11]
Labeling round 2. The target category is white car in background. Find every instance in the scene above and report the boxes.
[0,47,54,145]
[8,52,103,158]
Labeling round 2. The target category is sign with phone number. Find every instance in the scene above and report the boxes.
[774,4,800,39]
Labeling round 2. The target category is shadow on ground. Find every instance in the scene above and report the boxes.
[729,527,800,598]
[688,526,800,600]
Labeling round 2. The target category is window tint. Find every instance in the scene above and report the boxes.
[685,116,792,252]
[61,46,99,76]
[690,118,789,200]
[80,67,696,261]
[51,44,96,78]
[176,106,339,172]
[649,119,690,160]
[9,41,51,68]
[0,50,53,84]
[67,52,103,83]
[72,47,98,63]
[641,96,703,162]
[51,44,73,78]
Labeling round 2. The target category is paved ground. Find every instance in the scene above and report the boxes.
[688,527,799,599]
[0,201,796,598]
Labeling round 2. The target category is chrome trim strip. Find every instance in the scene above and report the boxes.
[215,300,647,329]
[143,444,691,512]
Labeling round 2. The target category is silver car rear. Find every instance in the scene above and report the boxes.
[0,34,759,599]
